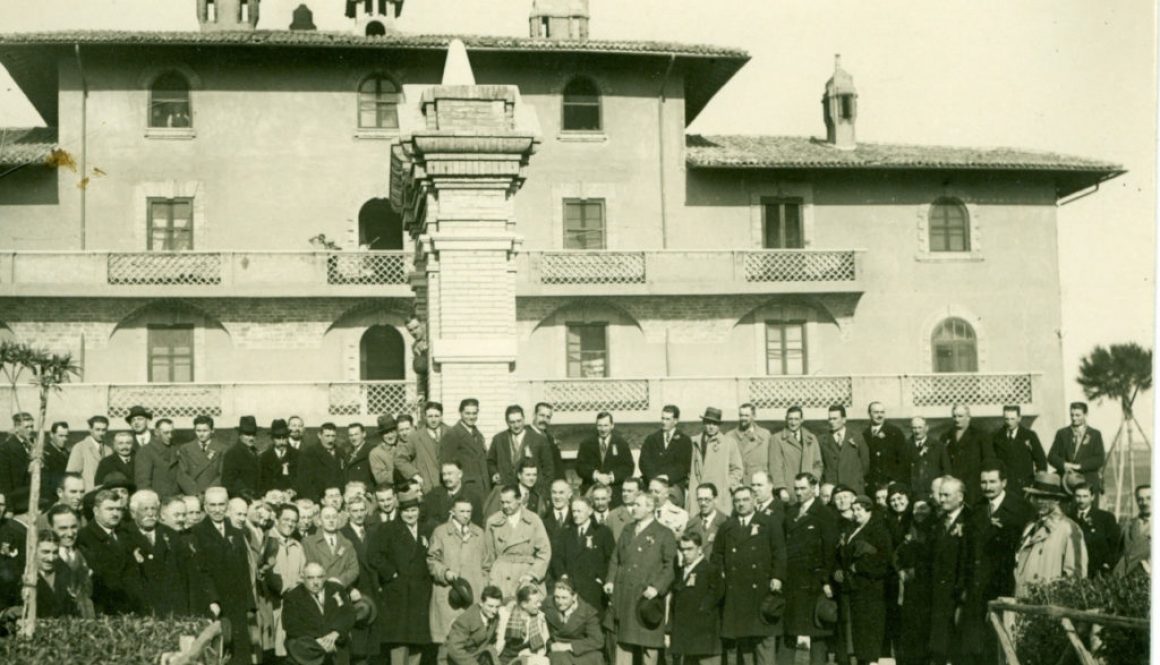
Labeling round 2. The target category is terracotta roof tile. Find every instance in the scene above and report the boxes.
[0,126,56,167]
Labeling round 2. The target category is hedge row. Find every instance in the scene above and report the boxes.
[1,615,212,665]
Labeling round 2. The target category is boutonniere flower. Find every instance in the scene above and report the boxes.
[876,431,885,439]
[610,443,617,456]
[687,572,697,586]
[750,524,760,536]
[133,548,146,564]
[207,450,216,460]
[951,524,964,538]
[645,535,655,545]
[0,543,17,558]
[420,535,429,548]
[337,547,346,557]
[585,535,594,549]
[282,462,290,475]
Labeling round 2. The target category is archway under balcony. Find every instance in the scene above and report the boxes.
[324,301,413,382]
[524,299,654,379]
[106,299,232,384]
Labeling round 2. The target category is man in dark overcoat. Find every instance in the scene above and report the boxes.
[345,422,376,490]
[123,488,190,616]
[576,412,636,506]
[1047,402,1106,500]
[781,473,837,665]
[638,405,694,503]
[1069,483,1119,577]
[820,405,869,495]
[898,417,951,502]
[298,423,346,502]
[340,495,381,663]
[549,495,614,614]
[134,419,181,499]
[712,485,786,665]
[669,530,724,665]
[604,492,676,665]
[439,399,491,497]
[76,488,140,615]
[221,416,261,500]
[191,486,258,664]
[487,405,554,496]
[176,415,226,496]
[282,562,358,665]
[862,402,907,490]
[940,406,993,505]
[259,419,299,495]
[368,490,433,665]
[94,431,137,490]
[990,406,1047,493]
[928,477,973,665]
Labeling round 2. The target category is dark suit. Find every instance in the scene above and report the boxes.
[36,567,79,618]
[76,521,140,614]
[176,439,226,496]
[221,442,261,500]
[668,557,724,657]
[638,429,693,490]
[440,422,490,496]
[544,598,605,665]
[1071,506,1120,577]
[712,512,786,645]
[368,519,433,645]
[898,437,952,500]
[862,422,907,490]
[259,445,299,494]
[0,435,32,513]
[941,425,992,504]
[191,519,256,664]
[422,485,484,531]
[549,520,614,612]
[445,603,498,665]
[575,433,635,506]
[42,442,71,497]
[122,522,190,616]
[134,440,181,499]
[683,509,727,559]
[1048,427,1106,493]
[961,493,1033,660]
[487,428,554,493]
[990,426,1047,493]
[298,444,346,502]
[783,499,838,640]
[95,453,135,488]
[532,425,566,482]
[282,581,358,665]
[820,430,870,495]
[928,508,973,665]
[345,441,375,490]
[341,521,382,658]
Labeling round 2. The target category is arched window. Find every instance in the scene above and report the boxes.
[562,77,601,131]
[929,198,970,252]
[358,75,401,129]
[358,198,403,250]
[932,317,978,373]
[360,325,405,381]
[149,71,192,129]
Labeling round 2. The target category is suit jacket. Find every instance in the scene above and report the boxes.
[1071,506,1120,577]
[446,603,499,665]
[369,442,401,488]
[55,542,96,618]
[488,428,555,492]
[542,506,574,542]
[441,422,491,496]
[221,442,261,500]
[42,441,71,498]
[297,443,346,501]
[941,425,993,503]
[928,507,974,658]
[783,499,838,637]
[303,531,360,588]
[668,557,724,656]
[1048,427,1106,492]
[95,453,135,489]
[899,437,952,499]
[397,426,444,493]
[258,445,299,494]
[531,425,566,482]
[549,519,614,611]
[422,485,484,532]
[712,511,787,639]
[134,440,181,499]
[281,580,357,642]
[604,505,632,544]
[639,429,693,488]
[862,422,907,489]
[543,598,605,664]
[575,433,635,502]
[820,429,870,495]
[67,436,111,491]
[76,521,140,614]
[988,426,1045,492]
[176,439,227,496]
[189,518,257,615]
[726,424,773,482]
[682,509,727,559]
[36,568,79,618]
[122,522,190,616]
[963,492,1034,653]
[345,441,376,489]
[0,434,31,514]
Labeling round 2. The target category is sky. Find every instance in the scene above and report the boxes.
[0,0,1156,444]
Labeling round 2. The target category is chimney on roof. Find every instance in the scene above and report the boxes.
[529,0,589,40]
[289,4,317,30]
[346,0,404,37]
[196,0,260,32]
[822,54,857,150]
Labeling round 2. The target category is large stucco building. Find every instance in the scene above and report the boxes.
[0,0,1123,446]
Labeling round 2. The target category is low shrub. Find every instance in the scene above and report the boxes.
[0,615,212,665]
[1015,571,1149,665]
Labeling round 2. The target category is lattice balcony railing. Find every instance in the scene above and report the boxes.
[109,384,223,418]
[910,373,1033,407]
[542,379,650,412]
[539,252,647,285]
[326,252,409,285]
[748,376,853,410]
[328,381,414,416]
[742,251,856,283]
[108,253,222,285]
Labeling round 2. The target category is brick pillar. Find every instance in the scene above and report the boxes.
[392,84,538,436]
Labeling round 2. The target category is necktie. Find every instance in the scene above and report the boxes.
[328,535,337,552]
[595,512,604,524]
[201,442,209,455]
[354,525,364,541]
[146,529,155,546]
[1010,430,1016,441]
[557,511,564,523]
[600,438,608,460]
[664,432,671,449]
[703,517,711,531]
[314,593,326,611]
[217,522,225,538]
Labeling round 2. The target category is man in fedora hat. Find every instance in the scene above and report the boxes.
[222,416,262,500]
[125,405,154,449]
[1014,471,1088,597]
[686,407,743,517]
[260,419,299,495]
[369,416,401,489]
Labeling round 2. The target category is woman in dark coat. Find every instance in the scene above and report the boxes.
[834,495,892,665]
[368,494,433,662]
[894,498,935,665]
[882,483,913,659]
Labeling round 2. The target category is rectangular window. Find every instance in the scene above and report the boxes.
[147,198,194,250]
[567,323,609,378]
[563,199,606,250]
[148,325,194,383]
[763,199,804,249]
[765,320,807,376]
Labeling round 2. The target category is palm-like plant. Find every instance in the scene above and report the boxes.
[0,343,81,637]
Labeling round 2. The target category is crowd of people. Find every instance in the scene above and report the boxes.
[0,397,1151,665]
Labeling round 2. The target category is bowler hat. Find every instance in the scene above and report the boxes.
[354,595,378,626]
[1023,471,1070,500]
[238,415,258,435]
[636,595,664,630]
[813,596,838,627]
[377,414,398,434]
[270,419,290,439]
[125,405,153,423]
[700,407,723,424]
[759,591,785,625]
[99,471,136,494]
[398,487,421,511]
[449,577,475,610]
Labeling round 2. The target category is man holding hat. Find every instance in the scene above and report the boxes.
[669,530,724,665]
[259,419,299,495]
[481,483,551,600]
[126,405,154,449]
[1013,471,1088,597]
[369,416,402,489]
[604,491,675,665]
[368,486,434,665]
[282,562,358,665]
[222,416,262,500]
[686,407,744,517]
[428,497,487,653]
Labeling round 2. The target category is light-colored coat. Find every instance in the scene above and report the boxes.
[686,433,744,516]
[482,508,551,600]
[1014,513,1088,597]
[66,436,110,491]
[369,442,399,488]
[262,532,306,656]
[726,424,772,482]
[397,426,444,493]
[428,519,487,643]
[1114,516,1150,577]
[768,428,824,496]
[302,531,360,588]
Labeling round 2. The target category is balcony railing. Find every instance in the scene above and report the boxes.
[517,249,863,295]
[0,251,412,296]
[521,373,1039,423]
[0,381,417,427]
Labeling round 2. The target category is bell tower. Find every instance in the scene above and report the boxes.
[529,0,589,40]
[196,0,260,31]
[822,54,858,150]
[346,0,404,36]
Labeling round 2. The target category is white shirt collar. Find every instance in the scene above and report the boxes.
[991,492,1006,513]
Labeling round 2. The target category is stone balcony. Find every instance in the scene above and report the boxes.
[518,372,1040,424]
[0,251,413,298]
[0,380,417,429]
[514,249,864,296]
